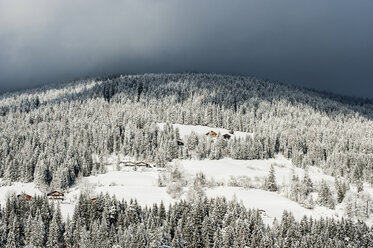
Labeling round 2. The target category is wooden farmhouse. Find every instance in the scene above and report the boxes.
[47,191,64,201]
[135,161,151,167]
[205,131,217,137]
[258,209,266,216]
[223,134,231,139]
[105,161,152,168]
[17,193,32,201]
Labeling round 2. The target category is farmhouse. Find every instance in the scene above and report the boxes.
[17,193,32,201]
[205,131,217,137]
[223,134,231,139]
[135,162,151,167]
[258,209,266,216]
[47,191,64,201]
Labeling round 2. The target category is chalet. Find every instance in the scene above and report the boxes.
[258,209,266,216]
[17,193,32,201]
[223,134,231,139]
[135,161,151,167]
[122,161,137,166]
[91,198,97,203]
[47,191,64,201]
[177,140,184,146]
[205,131,217,137]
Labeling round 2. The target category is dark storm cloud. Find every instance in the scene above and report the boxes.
[1,0,373,98]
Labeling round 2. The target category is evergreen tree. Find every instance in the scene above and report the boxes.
[30,212,45,247]
[317,180,335,209]
[264,164,278,192]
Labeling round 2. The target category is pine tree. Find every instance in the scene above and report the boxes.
[317,180,335,209]
[301,170,313,196]
[6,227,17,248]
[79,225,92,248]
[30,212,45,247]
[335,178,348,203]
[46,210,61,248]
[264,164,278,192]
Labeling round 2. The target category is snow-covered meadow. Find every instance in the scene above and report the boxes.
[0,123,372,225]
[2,155,371,226]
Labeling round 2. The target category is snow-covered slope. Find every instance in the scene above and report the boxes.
[2,155,371,226]
[205,187,340,225]
[176,156,334,185]
[0,181,43,205]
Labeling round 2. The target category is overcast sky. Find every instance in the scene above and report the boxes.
[0,0,372,98]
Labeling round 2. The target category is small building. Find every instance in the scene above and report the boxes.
[177,140,184,146]
[258,209,266,216]
[205,131,217,137]
[223,134,231,139]
[17,193,32,201]
[47,191,64,201]
[122,161,136,166]
[91,198,97,203]
[135,162,151,167]
[229,129,234,134]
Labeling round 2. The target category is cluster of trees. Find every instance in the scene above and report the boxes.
[0,193,372,248]
[267,166,372,218]
[0,73,372,190]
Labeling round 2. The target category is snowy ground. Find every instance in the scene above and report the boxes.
[157,123,254,139]
[2,156,371,226]
[0,181,43,205]
[205,187,341,225]
[175,156,335,186]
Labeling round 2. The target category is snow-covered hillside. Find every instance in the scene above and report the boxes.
[2,155,371,226]
[1,73,373,246]
[176,156,334,185]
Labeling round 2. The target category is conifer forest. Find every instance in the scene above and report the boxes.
[0,73,372,247]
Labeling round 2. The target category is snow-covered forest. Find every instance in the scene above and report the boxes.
[0,73,373,246]
[1,193,372,247]
[1,73,372,187]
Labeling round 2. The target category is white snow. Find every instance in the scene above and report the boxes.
[83,170,176,206]
[0,181,43,206]
[0,156,372,226]
[205,187,341,225]
[176,156,334,186]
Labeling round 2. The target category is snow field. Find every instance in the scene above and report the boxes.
[1,155,372,226]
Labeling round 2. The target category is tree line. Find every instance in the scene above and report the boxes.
[0,193,372,248]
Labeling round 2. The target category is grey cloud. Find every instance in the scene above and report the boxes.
[0,0,372,98]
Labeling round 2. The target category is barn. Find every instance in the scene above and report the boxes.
[17,193,32,201]
[223,134,231,139]
[205,131,217,137]
[135,161,151,167]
